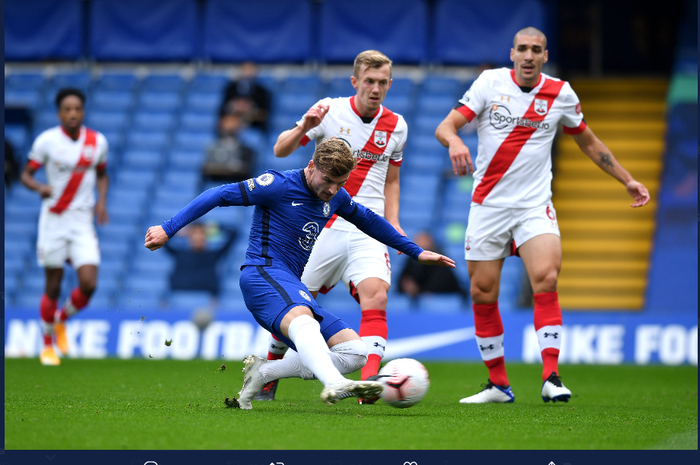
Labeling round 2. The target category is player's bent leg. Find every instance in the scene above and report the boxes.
[40,268,63,364]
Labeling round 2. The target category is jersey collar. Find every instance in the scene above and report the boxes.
[350,96,381,121]
[299,169,317,198]
[510,69,543,91]
[61,125,84,141]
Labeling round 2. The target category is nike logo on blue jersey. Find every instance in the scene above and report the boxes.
[292,201,303,206]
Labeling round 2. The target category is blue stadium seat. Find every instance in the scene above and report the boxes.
[381,94,412,117]
[385,293,416,314]
[138,92,181,112]
[113,290,164,312]
[413,115,447,137]
[185,92,220,113]
[142,74,185,93]
[275,94,316,115]
[5,256,27,277]
[91,90,134,112]
[124,273,169,294]
[162,170,201,192]
[5,238,33,257]
[131,256,174,275]
[97,223,139,243]
[172,132,214,153]
[271,114,301,135]
[51,71,93,91]
[16,294,42,309]
[133,111,175,132]
[421,76,463,98]
[169,150,206,171]
[218,290,247,313]
[5,73,46,91]
[416,94,457,116]
[86,111,130,133]
[5,203,39,223]
[5,90,42,110]
[179,111,218,133]
[281,75,322,96]
[190,73,229,93]
[325,77,355,98]
[5,221,38,241]
[96,73,138,92]
[388,78,415,96]
[121,150,164,171]
[126,132,169,152]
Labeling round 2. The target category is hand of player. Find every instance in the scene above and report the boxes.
[301,104,329,131]
[38,184,52,199]
[94,201,109,225]
[626,180,650,208]
[449,141,474,176]
[144,225,170,251]
[417,250,456,268]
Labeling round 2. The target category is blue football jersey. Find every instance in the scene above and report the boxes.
[162,169,423,278]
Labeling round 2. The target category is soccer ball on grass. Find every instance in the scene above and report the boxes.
[377,358,430,408]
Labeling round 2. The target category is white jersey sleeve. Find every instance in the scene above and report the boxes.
[559,82,586,134]
[96,132,109,167]
[457,71,493,121]
[28,131,52,166]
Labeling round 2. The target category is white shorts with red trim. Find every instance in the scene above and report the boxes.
[301,228,392,298]
[37,207,100,269]
[464,202,560,261]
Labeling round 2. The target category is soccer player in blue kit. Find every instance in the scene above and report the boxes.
[144,140,455,409]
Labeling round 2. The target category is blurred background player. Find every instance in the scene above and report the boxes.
[435,27,650,403]
[144,139,455,409]
[257,50,408,403]
[20,88,109,366]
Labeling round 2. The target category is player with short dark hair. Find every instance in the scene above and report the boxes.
[144,139,455,409]
[21,87,109,366]
[435,27,650,403]
[264,50,408,403]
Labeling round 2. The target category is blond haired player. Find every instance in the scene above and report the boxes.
[257,50,408,403]
[21,88,109,366]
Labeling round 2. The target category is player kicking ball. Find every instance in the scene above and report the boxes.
[144,139,455,408]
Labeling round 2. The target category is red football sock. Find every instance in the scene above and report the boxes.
[40,294,57,347]
[534,291,563,381]
[473,301,509,387]
[59,287,90,321]
[267,334,288,361]
[359,309,388,380]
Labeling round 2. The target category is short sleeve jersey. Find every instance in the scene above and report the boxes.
[456,68,586,208]
[28,126,109,213]
[298,96,408,231]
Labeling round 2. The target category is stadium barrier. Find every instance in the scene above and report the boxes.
[4,307,696,365]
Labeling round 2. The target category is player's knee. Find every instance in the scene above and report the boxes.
[79,281,97,297]
[330,339,368,374]
[362,290,388,310]
[531,270,558,293]
[470,280,497,303]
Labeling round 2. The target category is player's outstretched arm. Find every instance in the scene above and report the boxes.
[572,127,650,208]
[273,104,329,158]
[145,225,169,251]
[417,250,456,268]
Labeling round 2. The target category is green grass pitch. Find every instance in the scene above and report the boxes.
[4,358,697,450]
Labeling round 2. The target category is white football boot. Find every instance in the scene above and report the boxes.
[237,355,269,409]
[320,379,383,406]
[541,372,571,403]
[459,380,515,404]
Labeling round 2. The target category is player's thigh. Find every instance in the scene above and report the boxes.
[513,203,562,279]
[37,212,69,268]
[301,229,348,292]
[342,234,392,291]
[467,258,505,295]
[464,204,514,261]
[69,221,101,269]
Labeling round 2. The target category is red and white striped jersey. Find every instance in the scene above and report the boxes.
[28,126,109,214]
[456,68,586,208]
[299,96,408,231]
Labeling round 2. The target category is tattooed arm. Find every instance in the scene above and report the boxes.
[571,126,650,207]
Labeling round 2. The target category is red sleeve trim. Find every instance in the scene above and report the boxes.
[300,135,311,147]
[563,121,587,135]
[28,160,42,170]
[456,105,476,122]
[389,159,402,167]
[96,162,108,171]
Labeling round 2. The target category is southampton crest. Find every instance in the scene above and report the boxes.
[374,130,387,147]
[534,98,548,115]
